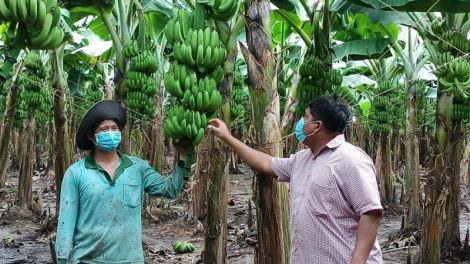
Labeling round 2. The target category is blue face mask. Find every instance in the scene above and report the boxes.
[295,118,317,143]
[95,131,122,152]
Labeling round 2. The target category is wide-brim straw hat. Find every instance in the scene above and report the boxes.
[76,99,127,150]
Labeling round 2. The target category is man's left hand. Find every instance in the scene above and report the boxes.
[173,138,192,161]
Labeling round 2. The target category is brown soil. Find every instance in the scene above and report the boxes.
[2,164,470,264]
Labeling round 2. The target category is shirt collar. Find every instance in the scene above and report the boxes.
[326,134,345,149]
[84,150,133,169]
[310,134,345,158]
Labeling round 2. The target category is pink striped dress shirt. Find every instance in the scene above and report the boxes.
[271,134,383,264]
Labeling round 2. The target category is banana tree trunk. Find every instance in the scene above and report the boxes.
[203,133,230,264]
[240,1,284,263]
[69,112,77,162]
[151,89,164,171]
[403,83,421,231]
[190,135,211,221]
[47,116,55,169]
[52,44,71,210]
[16,111,36,209]
[375,132,393,204]
[35,131,42,170]
[442,122,462,246]
[421,92,453,264]
[461,134,470,185]
[0,78,20,188]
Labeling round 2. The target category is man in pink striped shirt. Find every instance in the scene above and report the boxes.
[207,95,383,264]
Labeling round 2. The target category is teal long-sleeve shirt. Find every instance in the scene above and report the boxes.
[55,151,184,264]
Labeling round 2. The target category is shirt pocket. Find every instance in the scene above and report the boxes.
[308,179,334,216]
[123,183,142,208]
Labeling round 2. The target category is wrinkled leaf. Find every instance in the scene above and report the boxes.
[146,12,169,39]
[359,98,371,116]
[67,68,88,95]
[340,0,470,13]
[88,16,114,40]
[272,21,292,44]
[332,0,413,26]
[142,0,174,17]
[269,0,296,12]
[342,74,377,88]
[332,38,392,62]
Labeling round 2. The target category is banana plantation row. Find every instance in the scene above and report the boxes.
[1,0,470,263]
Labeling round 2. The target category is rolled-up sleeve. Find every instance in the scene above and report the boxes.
[271,153,296,182]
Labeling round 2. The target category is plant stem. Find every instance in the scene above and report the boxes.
[93,0,125,71]
[277,9,312,47]
[194,0,205,29]
[299,0,312,18]
[117,0,131,43]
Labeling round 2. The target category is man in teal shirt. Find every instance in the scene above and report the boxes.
[55,100,189,264]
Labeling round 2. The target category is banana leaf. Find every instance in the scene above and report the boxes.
[332,38,393,62]
[332,1,414,26]
[339,0,470,13]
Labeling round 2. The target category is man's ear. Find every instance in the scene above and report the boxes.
[86,131,95,141]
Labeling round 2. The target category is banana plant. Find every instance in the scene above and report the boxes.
[409,12,470,263]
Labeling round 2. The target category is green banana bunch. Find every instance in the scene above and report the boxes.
[173,26,227,71]
[299,55,324,78]
[437,29,469,54]
[129,50,159,75]
[124,46,159,120]
[182,76,223,113]
[203,0,239,22]
[368,80,403,133]
[233,69,244,86]
[295,54,343,118]
[430,17,446,37]
[163,102,215,146]
[172,241,195,254]
[21,52,49,110]
[164,62,198,99]
[232,84,244,104]
[123,39,140,58]
[163,6,194,46]
[127,91,156,118]
[0,0,61,29]
[452,103,470,120]
[6,0,66,50]
[24,52,43,71]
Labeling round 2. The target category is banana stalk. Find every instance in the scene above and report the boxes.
[51,43,71,210]
[0,64,23,188]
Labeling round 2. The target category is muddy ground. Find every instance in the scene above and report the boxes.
[2,164,470,264]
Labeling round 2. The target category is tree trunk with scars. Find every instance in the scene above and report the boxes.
[375,132,393,204]
[442,122,462,246]
[421,93,453,264]
[403,82,421,231]
[16,111,36,208]
[190,135,211,221]
[240,1,284,263]
[0,77,21,188]
[52,44,71,210]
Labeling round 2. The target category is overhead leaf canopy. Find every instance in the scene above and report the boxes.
[339,0,470,13]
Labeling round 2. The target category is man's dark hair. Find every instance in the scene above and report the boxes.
[308,95,350,133]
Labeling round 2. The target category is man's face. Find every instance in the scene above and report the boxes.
[302,108,321,145]
[87,119,120,142]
